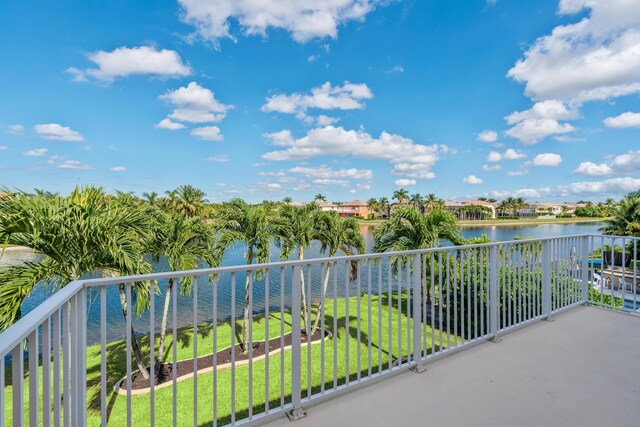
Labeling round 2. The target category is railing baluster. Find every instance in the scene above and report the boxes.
[42,317,51,427]
[356,261,362,381]
[367,261,372,378]
[438,252,443,351]
[230,273,236,424]
[172,279,178,427]
[430,252,435,355]
[460,250,465,344]
[319,264,326,393]
[345,260,350,382]
[248,272,253,418]
[306,264,312,397]
[149,282,154,427]
[193,276,198,426]
[412,254,422,368]
[12,343,24,427]
[264,269,270,411]
[388,257,393,371]
[53,308,61,427]
[289,265,305,420]
[125,284,132,427]
[333,262,338,388]
[0,357,4,427]
[279,268,285,409]
[212,275,218,427]
[378,261,383,373]
[101,286,107,427]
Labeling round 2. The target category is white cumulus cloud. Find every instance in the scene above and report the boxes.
[159,82,233,124]
[507,0,640,103]
[486,148,527,162]
[109,166,126,172]
[34,124,84,141]
[23,148,48,157]
[262,125,446,179]
[155,118,186,130]
[603,111,640,128]
[477,130,498,142]
[178,0,382,45]
[288,166,373,180]
[58,160,92,170]
[68,46,191,82]
[207,155,230,162]
[463,175,484,185]
[6,124,24,136]
[261,81,373,122]
[190,126,224,141]
[574,161,613,177]
[394,179,416,187]
[529,153,563,167]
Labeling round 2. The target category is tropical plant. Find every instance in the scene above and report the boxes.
[600,195,640,237]
[147,212,218,377]
[424,193,444,213]
[311,212,365,336]
[373,205,464,268]
[378,197,391,219]
[366,198,379,218]
[170,185,207,218]
[410,193,424,214]
[314,193,327,202]
[0,186,152,378]
[275,203,322,331]
[392,188,409,204]
[142,191,159,205]
[213,199,276,352]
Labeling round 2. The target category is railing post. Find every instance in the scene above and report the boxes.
[581,236,590,304]
[542,240,553,320]
[411,254,426,372]
[287,265,307,421]
[488,245,501,343]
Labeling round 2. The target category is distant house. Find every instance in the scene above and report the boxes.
[316,200,371,218]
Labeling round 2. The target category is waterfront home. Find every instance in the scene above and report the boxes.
[315,199,371,218]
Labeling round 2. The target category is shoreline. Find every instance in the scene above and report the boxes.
[359,217,607,228]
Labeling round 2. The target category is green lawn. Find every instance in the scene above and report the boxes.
[3,291,457,426]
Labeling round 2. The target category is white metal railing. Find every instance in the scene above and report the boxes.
[0,234,638,426]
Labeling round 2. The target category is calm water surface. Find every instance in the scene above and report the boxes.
[2,222,604,343]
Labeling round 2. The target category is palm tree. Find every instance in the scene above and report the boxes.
[213,199,276,352]
[410,193,424,214]
[424,193,443,213]
[171,185,206,218]
[393,188,409,204]
[366,198,379,218]
[143,191,159,205]
[148,212,218,377]
[600,195,640,237]
[275,203,321,331]
[282,196,293,204]
[373,205,464,268]
[314,193,327,202]
[311,212,365,336]
[0,186,152,378]
[378,197,390,219]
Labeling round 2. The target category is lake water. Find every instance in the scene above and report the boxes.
[2,221,604,344]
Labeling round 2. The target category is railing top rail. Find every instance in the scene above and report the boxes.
[82,233,608,287]
[0,280,83,358]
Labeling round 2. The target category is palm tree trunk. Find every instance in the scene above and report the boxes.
[241,272,251,353]
[310,261,332,337]
[118,284,150,380]
[155,278,174,373]
[299,246,310,333]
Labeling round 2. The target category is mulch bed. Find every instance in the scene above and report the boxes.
[123,329,329,391]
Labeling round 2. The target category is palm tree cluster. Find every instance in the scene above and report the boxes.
[496,197,528,217]
[366,190,444,219]
[600,193,640,237]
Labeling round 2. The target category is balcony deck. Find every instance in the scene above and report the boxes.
[267,305,640,427]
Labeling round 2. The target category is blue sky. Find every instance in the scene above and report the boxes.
[1,0,639,202]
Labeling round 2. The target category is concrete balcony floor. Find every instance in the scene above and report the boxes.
[266,306,640,427]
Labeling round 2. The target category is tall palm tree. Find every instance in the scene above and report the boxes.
[172,185,206,218]
[410,193,424,214]
[366,198,379,218]
[142,191,159,205]
[276,203,322,331]
[213,199,276,352]
[424,193,443,213]
[311,212,365,336]
[373,205,464,268]
[393,188,409,204]
[378,197,390,219]
[147,212,218,376]
[600,195,640,237]
[0,186,152,378]
[314,193,327,202]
